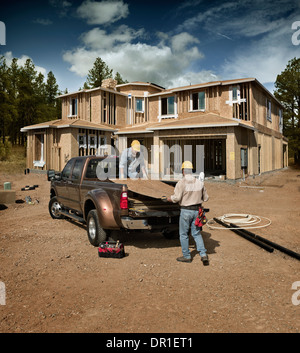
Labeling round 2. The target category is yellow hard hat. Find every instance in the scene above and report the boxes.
[131,140,141,152]
[181,161,193,169]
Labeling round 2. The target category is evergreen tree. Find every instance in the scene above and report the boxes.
[85,57,113,88]
[274,57,300,164]
[45,71,59,105]
[0,55,61,146]
[17,59,39,144]
[0,56,11,143]
[7,58,20,144]
[114,71,128,84]
[44,71,60,121]
[83,81,90,89]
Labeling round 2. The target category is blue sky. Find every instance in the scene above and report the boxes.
[1,0,300,93]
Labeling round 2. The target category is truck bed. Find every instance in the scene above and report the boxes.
[112,178,176,199]
[112,178,180,218]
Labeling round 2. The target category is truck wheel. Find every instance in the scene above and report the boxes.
[49,197,65,219]
[87,209,108,246]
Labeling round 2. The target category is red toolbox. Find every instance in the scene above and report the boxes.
[98,241,125,258]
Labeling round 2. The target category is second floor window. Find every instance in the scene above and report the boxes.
[266,99,272,121]
[161,96,175,115]
[136,98,144,112]
[191,91,205,111]
[279,109,283,133]
[70,98,77,116]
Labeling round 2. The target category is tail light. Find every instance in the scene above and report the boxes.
[120,191,128,209]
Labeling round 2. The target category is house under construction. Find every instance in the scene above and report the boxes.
[21,77,288,180]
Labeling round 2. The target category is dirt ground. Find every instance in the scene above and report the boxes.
[0,166,299,334]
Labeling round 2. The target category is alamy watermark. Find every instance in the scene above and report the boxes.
[292,21,300,45]
[95,143,205,182]
[0,21,5,45]
[0,281,5,305]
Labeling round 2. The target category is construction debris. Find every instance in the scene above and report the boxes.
[213,217,300,261]
[21,185,38,191]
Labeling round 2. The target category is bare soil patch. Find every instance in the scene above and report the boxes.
[0,167,299,333]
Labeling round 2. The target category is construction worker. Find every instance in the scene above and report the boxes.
[166,161,209,265]
[119,140,148,179]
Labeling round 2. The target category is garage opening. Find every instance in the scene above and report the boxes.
[163,138,226,177]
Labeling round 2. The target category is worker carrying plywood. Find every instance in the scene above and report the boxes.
[165,161,209,265]
[119,140,148,179]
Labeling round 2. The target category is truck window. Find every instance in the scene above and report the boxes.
[71,159,85,180]
[85,158,119,179]
[61,159,74,179]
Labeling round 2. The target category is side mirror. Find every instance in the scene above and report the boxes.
[47,169,55,181]
[55,172,62,181]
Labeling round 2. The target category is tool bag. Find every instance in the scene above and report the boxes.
[195,207,207,229]
[98,240,125,258]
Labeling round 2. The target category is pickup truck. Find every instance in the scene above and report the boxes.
[47,155,180,246]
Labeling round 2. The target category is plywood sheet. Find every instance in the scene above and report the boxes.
[115,179,175,199]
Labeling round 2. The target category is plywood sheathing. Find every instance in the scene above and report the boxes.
[115,179,175,199]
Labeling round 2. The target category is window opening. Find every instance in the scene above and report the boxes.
[70,98,77,117]
[191,91,205,111]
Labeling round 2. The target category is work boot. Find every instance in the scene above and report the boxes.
[176,256,192,263]
[201,255,209,266]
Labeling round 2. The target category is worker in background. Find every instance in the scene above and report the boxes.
[119,140,148,179]
[166,161,209,265]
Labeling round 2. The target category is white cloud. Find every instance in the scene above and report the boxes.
[219,12,300,87]
[80,25,145,50]
[62,28,216,89]
[77,0,129,25]
[168,71,220,88]
[178,0,299,39]
[174,0,300,89]
[4,51,47,77]
[170,32,200,53]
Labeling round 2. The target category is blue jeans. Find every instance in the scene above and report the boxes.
[179,208,207,259]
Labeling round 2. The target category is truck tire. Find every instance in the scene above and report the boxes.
[49,197,65,219]
[87,209,108,246]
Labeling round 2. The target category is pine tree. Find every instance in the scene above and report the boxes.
[114,71,128,84]
[17,59,39,144]
[85,57,113,88]
[45,71,58,106]
[274,57,300,164]
[0,56,11,143]
[7,58,20,144]
[0,55,61,145]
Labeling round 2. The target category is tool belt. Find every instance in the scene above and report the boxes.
[195,207,207,228]
[181,204,202,210]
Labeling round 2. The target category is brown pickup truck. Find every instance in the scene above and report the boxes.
[47,155,180,246]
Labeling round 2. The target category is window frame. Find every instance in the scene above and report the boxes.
[69,97,78,117]
[161,96,175,115]
[190,91,205,111]
[279,108,283,133]
[266,98,272,122]
[135,98,144,113]
[158,95,178,121]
